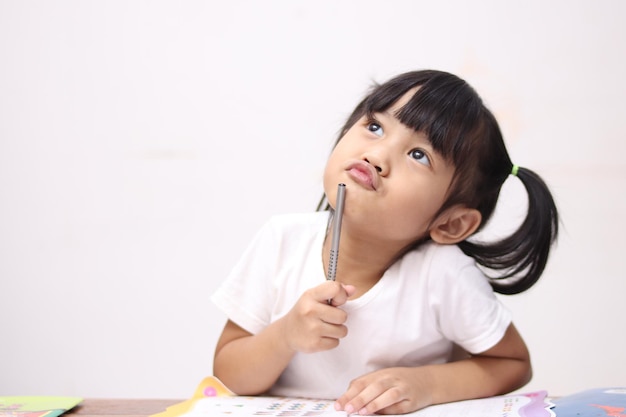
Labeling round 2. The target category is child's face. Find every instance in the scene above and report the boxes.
[323,92,456,247]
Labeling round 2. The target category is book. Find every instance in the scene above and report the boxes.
[151,376,554,417]
[551,388,626,416]
[0,396,82,417]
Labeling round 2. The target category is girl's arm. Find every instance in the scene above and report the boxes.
[334,323,531,415]
[213,319,294,394]
[213,281,355,394]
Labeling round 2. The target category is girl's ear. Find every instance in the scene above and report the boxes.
[429,206,482,244]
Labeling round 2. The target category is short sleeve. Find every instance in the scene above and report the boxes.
[428,246,512,354]
[211,218,280,335]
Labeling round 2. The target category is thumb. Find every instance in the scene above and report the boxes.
[342,284,356,298]
[329,283,356,307]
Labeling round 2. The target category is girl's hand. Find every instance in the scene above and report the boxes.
[281,281,355,354]
[334,367,432,415]
[334,324,532,415]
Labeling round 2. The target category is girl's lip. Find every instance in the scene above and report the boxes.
[346,161,379,190]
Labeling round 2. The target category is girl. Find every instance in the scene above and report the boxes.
[211,70,559,415]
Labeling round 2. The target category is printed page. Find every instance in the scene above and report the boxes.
[152,378,554,417]
[184,396,342,416]
[176,391,553,417]
[410,391,554,417]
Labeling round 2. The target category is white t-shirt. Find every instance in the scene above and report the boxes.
[211,212,512,400]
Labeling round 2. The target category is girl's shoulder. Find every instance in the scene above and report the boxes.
[399,242,493,291]
[402,241,475,271]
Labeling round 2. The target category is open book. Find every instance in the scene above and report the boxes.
[151,376,554,417]
[550,388,626,416]
[0,396,82,417]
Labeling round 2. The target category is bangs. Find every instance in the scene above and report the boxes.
[362,71,485,166]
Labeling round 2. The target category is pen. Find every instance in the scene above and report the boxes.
[327,183,346,282]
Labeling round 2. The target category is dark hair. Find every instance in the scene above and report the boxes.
[318,70,559,295]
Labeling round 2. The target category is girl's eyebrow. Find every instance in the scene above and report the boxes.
[376,110,427,141]
[373,110,441,163]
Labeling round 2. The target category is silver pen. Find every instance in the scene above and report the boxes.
[327,183,346,282]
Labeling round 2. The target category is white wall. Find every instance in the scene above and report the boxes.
[1,0,625,399]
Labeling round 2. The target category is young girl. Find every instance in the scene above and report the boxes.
[211,70,559,415]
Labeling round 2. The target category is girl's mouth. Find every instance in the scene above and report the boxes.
[346,161,378,190]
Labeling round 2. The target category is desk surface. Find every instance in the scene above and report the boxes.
[66,399,182,417]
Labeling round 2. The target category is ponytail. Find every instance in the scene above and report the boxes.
[458,166,559,295]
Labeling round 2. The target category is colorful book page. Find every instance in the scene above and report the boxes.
[182,396,339,416]
[151,377,554,417]
[413,390,554,417]
[0,397,82,417]
[551,387,626,417]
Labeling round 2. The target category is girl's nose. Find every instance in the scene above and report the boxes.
[361,139,392,176]
[364,158,384,174]
[363,150,389,176]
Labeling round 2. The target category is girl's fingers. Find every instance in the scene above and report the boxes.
[336,372,412,416]
[328,283,355,307]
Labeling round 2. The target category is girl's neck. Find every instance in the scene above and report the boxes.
[322,226,414,299]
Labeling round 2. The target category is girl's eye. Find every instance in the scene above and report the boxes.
[367,122,384,137]
[409,148,431,167]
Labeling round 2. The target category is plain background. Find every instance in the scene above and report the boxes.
[1,0,625,399]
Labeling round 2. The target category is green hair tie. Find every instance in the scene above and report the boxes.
[511,164,519,177]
